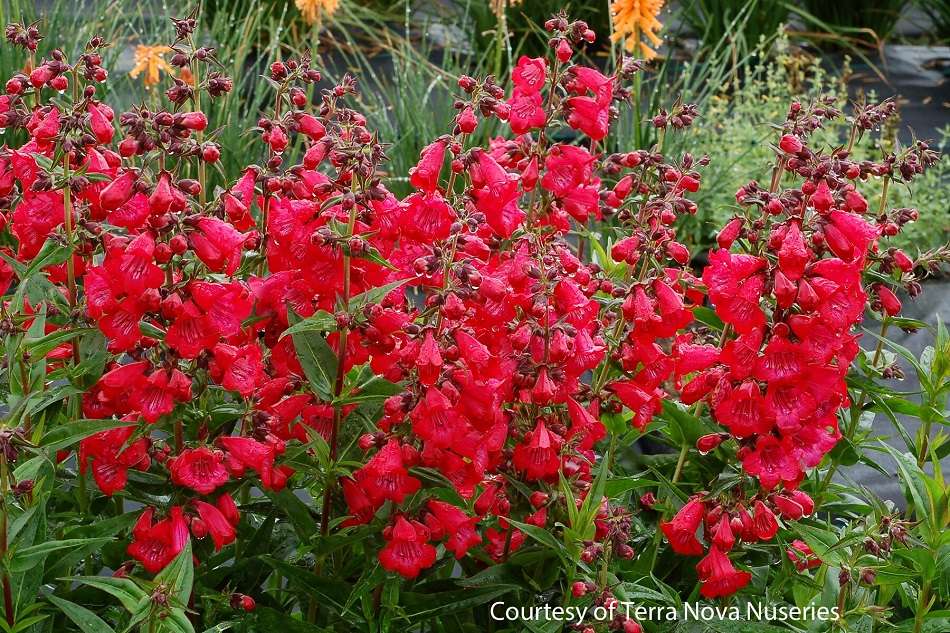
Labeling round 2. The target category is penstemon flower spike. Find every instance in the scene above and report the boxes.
[0,9,942,629]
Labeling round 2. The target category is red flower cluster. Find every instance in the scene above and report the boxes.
[656,98,932,588]
[0,10,934,609]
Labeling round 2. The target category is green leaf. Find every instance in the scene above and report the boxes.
[288,310,338,400]
[24,327,94,359]
[48,595,117,633]
[793,522,849,566]
[67,576,147,613]
[574,448,610,540]
[354,245,397,270]
[879,443,939,535]
[139,321,167,340]
[30,153,54,171]
[347,278,409,314]
[265,489,318,542]
[38,419,138,453]
[692,306,724,331]
[10,537,113,572]
[505,518,567,563]
[154,540,194,607]
[261,557,362,626]
[250,607,333,633]
[455,563,528,590]
[335,374,400,407]
[400,586,514,622]
[696,621,792,633]
[659,401,714,446]
[18,239,72,281]
[604,477,661,498]
[281,310,336,338]
[199,623,241,633]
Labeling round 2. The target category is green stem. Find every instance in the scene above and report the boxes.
[62,158,80,368]
[1,452,13,628]
[913,580,931,633]
[671,443,688,484]
[320,186,360,539]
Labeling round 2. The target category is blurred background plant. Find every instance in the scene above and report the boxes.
[795,0,908,45]
[679,0,787,52]
[673,34,950,254]
[918,0,950,44]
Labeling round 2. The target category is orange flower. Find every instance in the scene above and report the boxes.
[179,66,195,86]
[611,0,665,60]
[295,0,340,24]
[129,45,175,87]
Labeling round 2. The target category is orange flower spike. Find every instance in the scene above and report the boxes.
[129,45,175,88]
[295,0,340,24]
[610,0,665,60]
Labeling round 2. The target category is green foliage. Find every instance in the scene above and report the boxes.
[675,36,950,253]
[798,0,907,43]
[680,0,789,53]
[919,0,950,43]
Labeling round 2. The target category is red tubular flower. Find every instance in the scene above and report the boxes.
[752,500,778,540]
[134,367,192,423]
[410,387,463,449]
[408,140,446,192]
[216,493,241,527]
[79,425,151,496]
[772,493,804,520]
[401,191,455,242]
[787,539,821,571]
[341,477,376,527]
[88,102,115,143]
[426,500,481,559]
[210,343,264,397]
[507,90,546,134]
[192,500,236,550]
[566,397,605,449]
[354,439,421,505]
[512,420,562,480]
[190,217,246,275]
[297,113,326,140]
[169,447,229,495]
[609,380,663,430]
[810,180,834,213]
[179,111,208,131]
[696,547,752,598]
[416,331,443,386]
[777,222,810,280]
[511,56,547,94]
[218,436,292,491]
[717,218,743,249]
[100,170,136,211]
[696,433,726,455]
[779,134,803,154]
[456,106,477,133]
[711,514,736,551]
[378,516,437,579]
[149,172,187,214]
[485,527,524,561]
[127,507,189,574]
[702,249,767,333]
[876,285,901,316]
[714,381,771,439]
[660,498,705,556]
[565,93,611,141]
[742,435,802,490]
